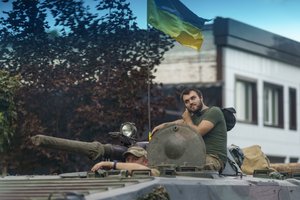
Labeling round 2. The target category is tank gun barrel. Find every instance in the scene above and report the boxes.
[31,134,126,161]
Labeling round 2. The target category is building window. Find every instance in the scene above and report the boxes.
[235,79,257,123]
[290,157,299,163]
[289,88,297,130]
[267,155,285,163]
[263,82,283,128]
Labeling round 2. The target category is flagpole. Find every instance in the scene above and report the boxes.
[146,0,152,138]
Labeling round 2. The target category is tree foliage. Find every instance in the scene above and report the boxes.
[0,71,20,152]
[0,70,21,175]
[0,0,174,174]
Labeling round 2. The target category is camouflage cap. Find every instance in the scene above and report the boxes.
[123,146,147,158]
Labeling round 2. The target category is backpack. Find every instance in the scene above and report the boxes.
[241,145,272,175]
[221,107,236,131]
[222,144,244,176]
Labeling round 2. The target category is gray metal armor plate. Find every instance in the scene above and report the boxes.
[148,124,206,167]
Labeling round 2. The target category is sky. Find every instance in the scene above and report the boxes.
[1,0,299,43]
[129,0,300,43]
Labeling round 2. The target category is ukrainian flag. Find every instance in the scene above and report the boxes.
[147,0,209,51]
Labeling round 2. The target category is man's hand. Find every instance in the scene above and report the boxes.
[182,109,192,124]
[151,119,186,137]
[181,109,214,136]
[151,123,166,136]
[91,161,113,172]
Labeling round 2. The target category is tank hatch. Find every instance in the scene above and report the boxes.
[148,124,206,167]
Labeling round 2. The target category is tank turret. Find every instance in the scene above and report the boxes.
[30,123,207,167]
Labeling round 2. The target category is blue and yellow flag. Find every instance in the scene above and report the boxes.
[147,0,209,51]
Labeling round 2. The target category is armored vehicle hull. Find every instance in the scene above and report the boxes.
[1,172,300,200]
[2,124,300,200]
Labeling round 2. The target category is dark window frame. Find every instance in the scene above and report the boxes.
[263,82,284,128]
[289,87,297,130]
[235,77,258,124]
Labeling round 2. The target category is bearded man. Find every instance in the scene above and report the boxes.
[152,88,227,172]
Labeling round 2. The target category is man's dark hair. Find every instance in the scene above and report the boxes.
[180,88,203,102]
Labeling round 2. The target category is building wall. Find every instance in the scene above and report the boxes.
[223,47,300,161]
[154,30,217,84]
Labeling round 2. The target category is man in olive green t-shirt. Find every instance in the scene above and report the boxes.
[152,88,227,172]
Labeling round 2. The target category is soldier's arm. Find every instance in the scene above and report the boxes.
[182,109,214,136]
[186,120,214,136]
[152,119,185,135]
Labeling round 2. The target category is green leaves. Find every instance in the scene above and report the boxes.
[0,70,20,153]
[0,0,174,174]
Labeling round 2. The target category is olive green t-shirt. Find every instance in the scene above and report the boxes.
[191,106,227,164]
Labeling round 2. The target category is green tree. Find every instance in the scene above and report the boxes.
[0,70,21,176]
[0,0,173,174]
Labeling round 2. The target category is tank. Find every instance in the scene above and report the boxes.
[1,123,300,200]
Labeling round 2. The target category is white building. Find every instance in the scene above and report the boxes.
[154,17,300,163]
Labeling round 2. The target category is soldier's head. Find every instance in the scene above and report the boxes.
[123,146,148,166]
[180,88,204,113]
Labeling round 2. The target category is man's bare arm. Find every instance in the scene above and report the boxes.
[91,161,149,172]
[182,109,214,136]
[151,119,185,135]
